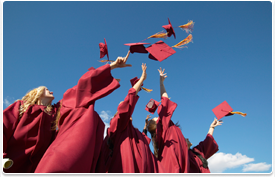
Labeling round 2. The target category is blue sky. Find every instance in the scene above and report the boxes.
[2,1,273,174]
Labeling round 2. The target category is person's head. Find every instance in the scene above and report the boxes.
[39,87,54,102]
[19,86,54,117]
[185,138,192,149]
[147,117,159,158]
[147,117,158,134]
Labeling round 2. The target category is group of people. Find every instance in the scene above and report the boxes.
[3,51,222,173]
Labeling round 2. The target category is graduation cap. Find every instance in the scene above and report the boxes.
[99,38,112,62]
[162,18,176,39]
[145,99,160,114]
[124,42,150,54]
[130,77,152,93]
[212,101,247,120]
[146,40,176,62]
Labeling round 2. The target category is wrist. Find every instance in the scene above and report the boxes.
[110,63,116,70]
[140,75,146,81]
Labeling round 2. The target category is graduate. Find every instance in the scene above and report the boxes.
[96,64,166,173]
[3,87,59,173]
[146,68,189,173]
[186,118,221,173]
[32,55,131,173]
[3,55,130,173]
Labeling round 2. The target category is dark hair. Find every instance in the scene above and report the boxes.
[191,149,208,168]
[147,119,158,158]
[174,121,181,129]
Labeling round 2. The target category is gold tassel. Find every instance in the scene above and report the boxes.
[179,20,194,33]
[172,34,193,48]
[148,32,168,39]
[98,59,114,63]
[230,111,247,117]
[142,87,153,93]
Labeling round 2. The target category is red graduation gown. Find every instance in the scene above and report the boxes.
[188,134,219,173]
[3,100,59,173]
[96,88,166,173]
[35,64,119,173]
[156,97,189,173]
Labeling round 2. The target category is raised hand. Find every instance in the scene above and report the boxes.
[110,51,132,70]
[158,67,167,83]
[210,118,223,128]
[141,63,147,81]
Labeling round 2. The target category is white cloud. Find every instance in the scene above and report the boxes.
[208,152,254,173]
[99,110,112,122]
[4,99,11,107]
[4,97,15,108]
[242,162,272,172]
[99,111,113,138]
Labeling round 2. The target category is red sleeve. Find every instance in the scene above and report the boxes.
[193,134,219,159]
[62,64,120,108]
[157,97,177,132]
[3,101,21,156]
[108,88,139,135]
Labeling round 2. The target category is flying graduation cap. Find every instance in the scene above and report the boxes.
[145,99,160,114]
[124,42,150,54]
[147,18,176,40]
[146,40,176,62]
[212,101,247,120]
[162,18,176,39]
[99,38,114,63]
[130,77,152,93]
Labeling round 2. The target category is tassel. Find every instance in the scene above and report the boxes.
[179,20,194,33]
[172,34,193,49]
[142,87,153,93]
[148,32,168,39]
[229,111,247,117]
[98,60,114,63]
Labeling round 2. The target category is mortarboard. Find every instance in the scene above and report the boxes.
[212,101,247,120]
[162,18,176,39]
[99,38,109,61]
[124,42,150,54]
[146,40,176,62]
[130,77,152,93]
[145,99,160,114]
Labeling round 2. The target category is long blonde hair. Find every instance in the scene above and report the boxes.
[19,86,52,117]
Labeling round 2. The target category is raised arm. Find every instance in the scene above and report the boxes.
[133,63,147,95]
[158,67,168,98]
[208,118,223,136]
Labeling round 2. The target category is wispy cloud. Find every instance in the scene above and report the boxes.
[208,152,272,173]
[208,152,254,173]
[99,110,113,138]
[242,162,272,172]
[3,97,15,108]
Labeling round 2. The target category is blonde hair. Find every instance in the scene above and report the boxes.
[19,86,52,117]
